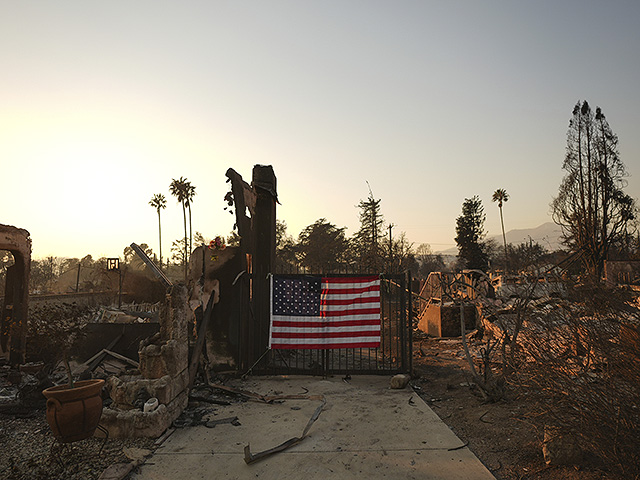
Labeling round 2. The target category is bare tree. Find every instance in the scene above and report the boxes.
[551,101,637,278]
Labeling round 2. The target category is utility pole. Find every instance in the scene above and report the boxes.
[388,223,394,274]
[75,263,81,292]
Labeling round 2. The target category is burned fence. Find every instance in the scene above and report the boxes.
[244,273,412,376]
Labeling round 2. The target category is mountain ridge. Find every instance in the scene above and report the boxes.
[436,222,562,255]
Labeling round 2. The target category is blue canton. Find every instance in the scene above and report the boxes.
[272,276,321,316]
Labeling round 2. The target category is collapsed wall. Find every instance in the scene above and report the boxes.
[100,285,190,438]
[0,224,31,365]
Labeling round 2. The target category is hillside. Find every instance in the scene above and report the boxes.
[437,222,563,255]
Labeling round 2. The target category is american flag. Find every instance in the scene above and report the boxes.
[269,275,381,350]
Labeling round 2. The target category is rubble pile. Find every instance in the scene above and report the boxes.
[100,285,190,438]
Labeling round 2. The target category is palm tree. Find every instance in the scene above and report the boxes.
[492,188,509,272]
[183,181,196,254]
[149,193,167,269]
[170,177,189,280]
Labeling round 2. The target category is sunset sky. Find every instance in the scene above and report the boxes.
[2,1,640,260]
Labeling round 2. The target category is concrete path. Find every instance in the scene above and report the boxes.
[131,376,495,480]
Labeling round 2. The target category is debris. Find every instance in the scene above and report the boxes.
[143,397,159,413]
[188,389,231,405]
[0,386,18,411]
[390,374,411,389]
[207,381,322,404]
[123,446,152,463]
[172,405,212,428]
[97,462,134,480]
[479,411,492,424]
[154,427,175,446]
[188,288,218,390]
[130,242,173,288]
[243,397,326,464]
[78,344,139,379]
[205,416,240,428]
[19,362,44,375]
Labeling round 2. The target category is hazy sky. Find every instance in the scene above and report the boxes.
[2,1,640,260]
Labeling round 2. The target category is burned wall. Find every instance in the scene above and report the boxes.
[188,245,245,368]
[418,302,476,337]
[604,260,640,285]
[1,224,31,365]
[101,285,190,438]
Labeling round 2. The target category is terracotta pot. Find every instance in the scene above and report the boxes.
[42,379,105,443]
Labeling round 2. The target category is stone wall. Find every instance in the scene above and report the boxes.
[100,285,189,438]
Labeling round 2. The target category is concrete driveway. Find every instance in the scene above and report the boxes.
[131,375,495,480]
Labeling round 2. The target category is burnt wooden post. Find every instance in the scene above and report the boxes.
[225,166,277,371]
[251,165,277,366]
[225,168,253,370]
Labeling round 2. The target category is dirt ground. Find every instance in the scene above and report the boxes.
[412,336,624,480]
[0,410,157,480]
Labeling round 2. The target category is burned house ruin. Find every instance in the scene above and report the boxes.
[1,224,31,366]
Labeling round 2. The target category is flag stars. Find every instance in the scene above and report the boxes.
[273,277,321,316]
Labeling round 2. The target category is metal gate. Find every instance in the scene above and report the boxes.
[247,273,412,375]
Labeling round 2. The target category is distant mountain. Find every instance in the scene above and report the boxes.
[500,222,563,251]
[437,222,563,255]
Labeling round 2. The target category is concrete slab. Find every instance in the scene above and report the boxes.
[131,376,495,480]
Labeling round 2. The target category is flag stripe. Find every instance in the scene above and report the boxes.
[322,304,379,312]
[322,286,380,295]
[272,330,379,339]
[322,277,380,285]
[272,319,381,328]
[272,326,380,334]
[271,313,380,322]
[270,341,380,350]
[321,308,380,317]
[323,296,379,305]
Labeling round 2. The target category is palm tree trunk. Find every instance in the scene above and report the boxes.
[188,203,193,255]
[157,209,163,270]
[500,206,508,272]
[182,202,188,281]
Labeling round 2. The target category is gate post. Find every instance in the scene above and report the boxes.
[406,270,413,374]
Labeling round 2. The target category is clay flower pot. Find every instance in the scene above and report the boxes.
[42,379,105,443]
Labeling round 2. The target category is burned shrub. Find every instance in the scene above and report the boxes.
[26,303,95,368]
[515,283,640,476]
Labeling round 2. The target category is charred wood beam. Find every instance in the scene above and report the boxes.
[130,242,173,288]
[225,168,256,251]
[188,290,217,390]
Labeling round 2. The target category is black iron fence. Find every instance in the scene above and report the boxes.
[248,273,412,376]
